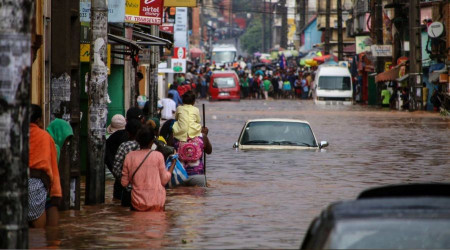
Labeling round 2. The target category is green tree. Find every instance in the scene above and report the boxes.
[240,16,270,54]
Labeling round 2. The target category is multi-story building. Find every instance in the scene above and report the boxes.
[316,0,355,55]
[295,0,318,48]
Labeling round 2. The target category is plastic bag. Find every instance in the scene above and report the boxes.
[165,155,188,188]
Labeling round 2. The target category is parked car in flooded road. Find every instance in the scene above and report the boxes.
[209,71,241,101]
[233,119,328,150]
[300,183,450,249]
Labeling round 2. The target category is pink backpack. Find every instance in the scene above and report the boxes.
[178,137,203,162]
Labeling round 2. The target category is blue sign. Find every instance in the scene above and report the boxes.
[80,0,125,23]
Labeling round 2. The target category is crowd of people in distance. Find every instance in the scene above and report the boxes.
[164,63,316,102]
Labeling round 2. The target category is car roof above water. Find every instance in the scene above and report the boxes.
[212,70,238,75]
[246,118,311,124]
[317,65,351,77]
[327,183,450,219]
[328,197,450,220]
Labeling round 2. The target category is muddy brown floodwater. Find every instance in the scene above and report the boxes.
[29,100,450,249]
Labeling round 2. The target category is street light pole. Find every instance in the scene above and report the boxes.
[0,0,33,248]
[86,0,108,204]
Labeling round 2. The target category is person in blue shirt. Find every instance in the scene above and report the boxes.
[168,84,183,106]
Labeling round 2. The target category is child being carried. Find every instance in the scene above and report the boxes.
[173,90,202,142]
[172,91,203,162]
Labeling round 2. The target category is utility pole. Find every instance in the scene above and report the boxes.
[125,24,136,109]
[268,1,273,50]
[337,0,344,60]
[148,25,160,118]
[229,0,232,39]
[408,0,422,111]
[280,0,288,49]
[374,0,384,106]
[324,0,331,54]
[0,0,33,248]
[51,0,81,210]
[299,0,306,31]
[262,0,266,52]
[86,0,108,204]
[200,0,205,48]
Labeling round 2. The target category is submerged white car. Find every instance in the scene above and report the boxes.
[233,119,329,150]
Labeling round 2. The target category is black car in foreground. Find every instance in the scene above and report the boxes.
[300,184,450,249]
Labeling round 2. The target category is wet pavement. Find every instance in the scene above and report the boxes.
[29,100,450,249]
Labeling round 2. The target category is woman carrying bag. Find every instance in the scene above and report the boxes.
[121,125,176,211]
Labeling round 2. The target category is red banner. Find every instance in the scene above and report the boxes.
[159,24,174,33]
[127,0,164,25]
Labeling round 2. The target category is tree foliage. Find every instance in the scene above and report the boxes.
[240,16,270,54]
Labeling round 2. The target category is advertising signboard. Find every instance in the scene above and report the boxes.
[355,36,372,54]
[173,47,186,59]
[164,0,197,7]
[171,58,186,73]
[125,0,164,25]
[160,23,174,33]
[174,7,188,48]
[371,45,392,57]
[80,0,125,23]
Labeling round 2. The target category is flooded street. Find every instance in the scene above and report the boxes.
[30,100,450,249]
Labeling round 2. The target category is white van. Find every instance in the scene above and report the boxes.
[313,65,353,105]
[211,44,237,68]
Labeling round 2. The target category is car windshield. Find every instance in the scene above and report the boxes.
[240,121,317,147]
[212,51,236,64]
[325,219,450,249]
[318,76,351,90]
[213,77,236,88]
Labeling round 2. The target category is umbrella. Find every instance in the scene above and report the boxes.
[254,52,262,57]
[190,47,203,58]
[255,70,264,75]
[313,55,336,63]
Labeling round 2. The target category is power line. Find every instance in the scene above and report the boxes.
[200,4,317,15]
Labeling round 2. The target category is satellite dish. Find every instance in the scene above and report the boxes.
[428,22,444,38]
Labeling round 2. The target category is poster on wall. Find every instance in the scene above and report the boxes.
[125,0,164,25]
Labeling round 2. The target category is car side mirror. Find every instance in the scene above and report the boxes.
[319,141,329,148]
[233,142,239,148]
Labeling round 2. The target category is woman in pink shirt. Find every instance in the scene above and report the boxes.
[121,125,176,211]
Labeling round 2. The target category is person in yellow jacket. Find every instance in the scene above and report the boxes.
[172,90,202,142]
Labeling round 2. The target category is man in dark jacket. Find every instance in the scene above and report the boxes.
[105,107,144,200]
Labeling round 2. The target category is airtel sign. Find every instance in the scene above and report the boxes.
[139,0,164,25]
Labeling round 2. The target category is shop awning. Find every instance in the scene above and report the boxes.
[133,31,172,48]
[134,24,174,44]
[108,34,142,51]
[376,67,400,82]
[375,61,408,82]
[429,69,447,83]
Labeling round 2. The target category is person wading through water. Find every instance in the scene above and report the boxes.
[121,125,176,211]
[28,104,62,227]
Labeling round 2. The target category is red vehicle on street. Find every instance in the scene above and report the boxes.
[209,71,240,101]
